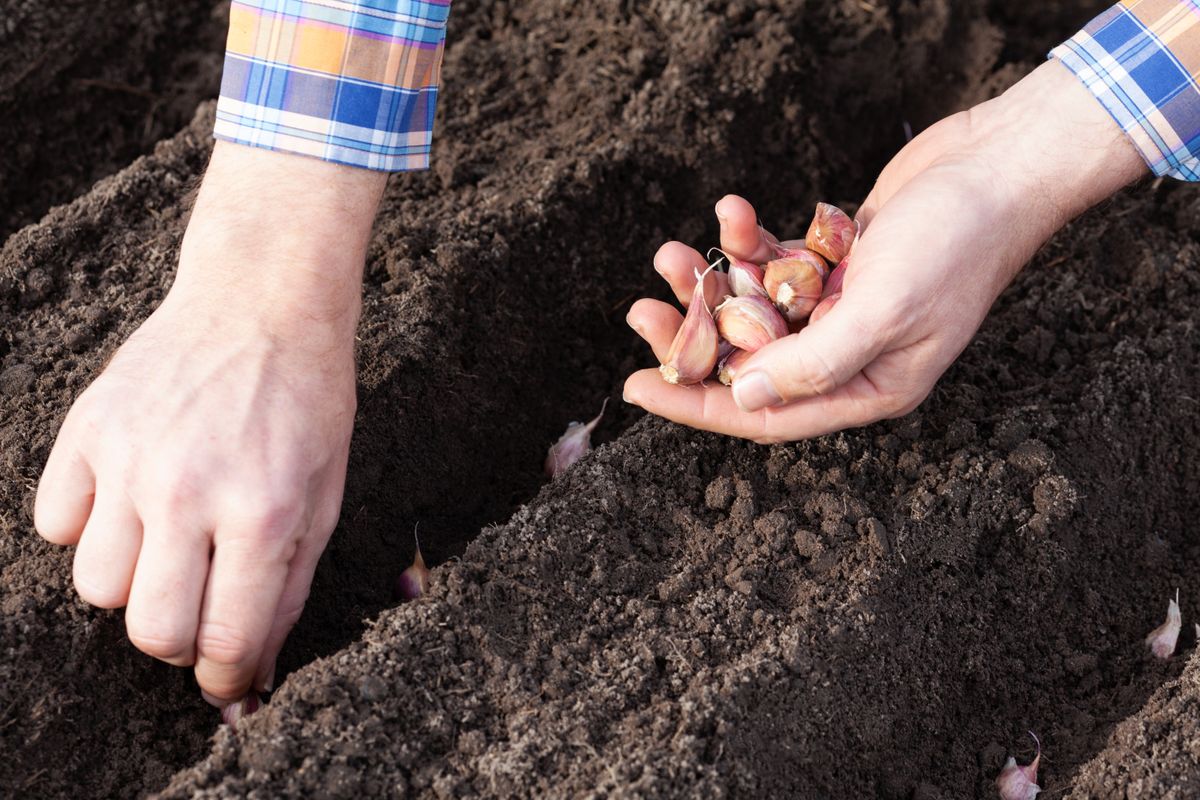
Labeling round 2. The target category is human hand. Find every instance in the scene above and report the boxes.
[33,143,385,704]
[624,60,1147,443]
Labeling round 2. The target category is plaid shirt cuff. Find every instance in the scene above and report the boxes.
[1051,1,1200,181]
[214,0,450,172]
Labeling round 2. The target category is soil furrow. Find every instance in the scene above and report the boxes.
[157,180,1200,798]
[0,0,228,240]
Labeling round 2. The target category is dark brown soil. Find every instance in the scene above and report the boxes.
[11,0,1200,797]
[0,1,228,239]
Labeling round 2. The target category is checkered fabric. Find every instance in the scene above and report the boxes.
[1052,0,1200,181]
[214,0,451,171]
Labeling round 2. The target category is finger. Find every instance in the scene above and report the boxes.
[731,295,890,412]
[252,536,324,692]
[653,241,729,309]
[72,490,142,608]
[35,431,95,546]
[623,368,884,443]
[715,194,780,263]
[194,529,294,703]
[124,521,211,667]
[627,298,683,362]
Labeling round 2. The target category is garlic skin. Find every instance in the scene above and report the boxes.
[717,348,751,386]
[728,258,768,298]
[1146,589,1181,659]
[805,202,857,263]
[764,250,827,323]
[715,295,789,353]
[660,265,720,385]
[544,399,608,477]
[996,733,1041,800]
[220,693,262,731]
[824,256,848,298]
[395,542,430,600]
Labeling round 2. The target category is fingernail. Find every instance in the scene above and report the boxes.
[733,371,782,412]
[625,312,643,334]
[265,664,276,693]
[652,257,665,275]
[623,389,636,406]
[200,689,228,709]
[716,211,727,230]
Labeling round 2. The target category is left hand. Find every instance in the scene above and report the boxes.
[622,61,1146,443]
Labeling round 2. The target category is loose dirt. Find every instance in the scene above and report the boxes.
[9,0,1199,798]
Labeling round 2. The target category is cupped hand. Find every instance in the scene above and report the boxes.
[624,60,1146,443]
[33,142,382,705]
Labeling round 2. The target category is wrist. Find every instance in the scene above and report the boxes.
[986,60,1147,234]
[174,142,387,333]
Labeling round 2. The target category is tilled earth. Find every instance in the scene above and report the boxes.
[5,0,1199,797]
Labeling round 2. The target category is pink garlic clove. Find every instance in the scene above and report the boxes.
[824,256,848,298]
[1146,588,1181,659]
[544,398,608,477]
[996,732,1042,800]
[805,202,857,264]
[659,264,721,385]
[714,295,789,353]
[764,250,827,323]
[717,348,752,387]
[220,693,262,731]
[395,527,430,601]
[710,248,768,299]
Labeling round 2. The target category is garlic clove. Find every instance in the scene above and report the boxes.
[544,398,608,477]
[659,264,721,385]
[717,348,751,386]
[220,693,262,731]
[715,295,789,353]
[996,732,1042,800]
[709,248,768,299]
[764,250,827,323]
[805,202,857,264]
[1146,588,1181,659]
[824,256,848,298]
[395,528,430,601]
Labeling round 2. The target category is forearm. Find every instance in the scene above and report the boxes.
[176,143,387,333]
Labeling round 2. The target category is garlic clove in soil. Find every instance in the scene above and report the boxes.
[544,398,608,477]
[764,250,827,323]
[996,732,1042,800]
[395,530,430,601]
[717,348,751,386]
[805,202,857,264]
[659,264,720,385]
[220,693,262,731]
[1146,588,1181,659]
[715,295,789,353]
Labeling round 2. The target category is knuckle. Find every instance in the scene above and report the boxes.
[230,494,305,541]
[799,352,839,397]
[126,618,193,663]
[196,620,256,667]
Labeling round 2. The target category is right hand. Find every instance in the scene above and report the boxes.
[33,142,385,704]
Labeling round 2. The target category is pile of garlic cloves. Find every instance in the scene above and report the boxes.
[659,202,856,386]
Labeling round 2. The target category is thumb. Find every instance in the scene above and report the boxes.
[731,296,889,412]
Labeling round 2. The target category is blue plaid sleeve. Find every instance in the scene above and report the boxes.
[214,0,451,172]
[1051,0,1200,181]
